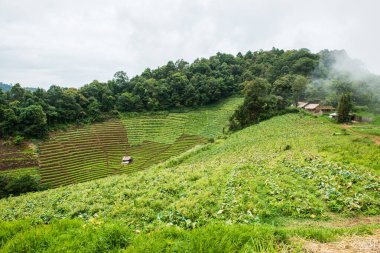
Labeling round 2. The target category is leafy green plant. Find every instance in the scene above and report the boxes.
[12,135,24,146]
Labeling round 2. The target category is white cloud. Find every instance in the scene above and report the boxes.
[0,0,379,88]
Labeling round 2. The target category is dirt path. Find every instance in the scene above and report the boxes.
[288,216,380,252]
[303,230,380,253]
[341,124,380,145]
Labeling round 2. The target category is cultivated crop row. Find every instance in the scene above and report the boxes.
[37,98,242,187]
[0,141,39,176]
[38,120,129,187]
[121,97,243,145]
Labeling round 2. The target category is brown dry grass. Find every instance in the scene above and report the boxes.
[286,215,380,229]
[302,229,380,253]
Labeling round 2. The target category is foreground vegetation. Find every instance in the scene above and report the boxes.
[0,219,376,252]
[0,114,379,251]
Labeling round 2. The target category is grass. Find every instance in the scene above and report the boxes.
[123,135,207,174]
[0,167,40,178]
[351,124,380,136]
[350,111,380,136]
[0,113,379,251]
[0,219,375,252]
[0,219,131,252]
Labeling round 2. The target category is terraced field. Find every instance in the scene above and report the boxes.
[37,97,243,188]
[38,120,129,187]
[124,134,207,173]
[0,141,39,178]
[122,97,243,145]
[116,97,242,178]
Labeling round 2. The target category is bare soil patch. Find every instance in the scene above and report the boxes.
[303,229,380,253]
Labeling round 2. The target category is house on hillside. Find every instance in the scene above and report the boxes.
[298,101,336,114]
[319,105,336,114]
[297,102,308,109]
[304,103,321,113]
[122,156,133,165]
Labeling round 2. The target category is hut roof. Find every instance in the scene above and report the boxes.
[122,156,132,161]
[297,102,308,108]
[304,104,320,110]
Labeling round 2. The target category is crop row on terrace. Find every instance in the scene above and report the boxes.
[38,128,206,188]
[0,141,38,173]
[122,97,243,145]
[38,120,129,187]
[36,97,242,188]
[122,134,207,174]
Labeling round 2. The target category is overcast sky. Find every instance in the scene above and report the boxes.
[0,0,379,88]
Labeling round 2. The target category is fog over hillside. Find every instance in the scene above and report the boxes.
[327,50,380,86]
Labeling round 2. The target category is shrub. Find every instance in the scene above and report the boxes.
[0,175,43,198]
[12,135,24,146]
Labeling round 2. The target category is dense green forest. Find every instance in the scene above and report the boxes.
[1,48,379,138]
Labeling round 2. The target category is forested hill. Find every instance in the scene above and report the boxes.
[0,48,379,139]
[0,83,12,92]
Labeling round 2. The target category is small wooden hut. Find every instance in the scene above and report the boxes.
[122,156,133,165]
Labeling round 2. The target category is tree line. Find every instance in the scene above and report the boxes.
[1,48,379,139]
[229,49,380,129]
[0,49,318,138]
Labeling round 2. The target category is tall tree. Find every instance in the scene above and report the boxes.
[230,78,279,130]
[291,75,308,105]
[337,93,352,123]
[19,105,48,138]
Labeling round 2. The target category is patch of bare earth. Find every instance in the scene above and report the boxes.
[288,216,380,252]
[302,230,380,253]
[286,215,380,229]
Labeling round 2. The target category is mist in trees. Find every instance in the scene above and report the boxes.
[230,49,380,130]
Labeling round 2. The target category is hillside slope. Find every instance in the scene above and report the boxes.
[0,114,379,252]
[35,97,242,188]
[122,97,242,145]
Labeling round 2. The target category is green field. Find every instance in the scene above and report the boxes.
[348,112,380,136]
[351,125,380,136]
[121,97,243,145]
[1,113,379,251]
[38,120,129,187]
[37,97,243,188]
